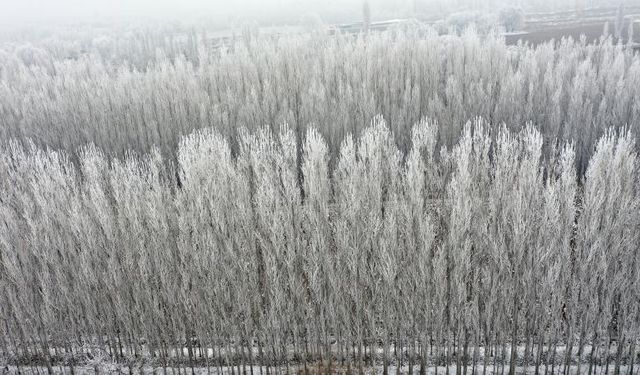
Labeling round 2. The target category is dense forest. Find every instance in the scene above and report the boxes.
[1,27,639,170]
[0,25,639,374]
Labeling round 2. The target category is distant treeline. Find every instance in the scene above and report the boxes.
[1,28,639,175]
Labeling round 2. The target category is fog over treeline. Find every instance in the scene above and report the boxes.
[0,0,630,28]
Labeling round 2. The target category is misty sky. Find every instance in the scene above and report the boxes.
[0,0,373,26]
[0,0,627,29]
[1,0,267,21]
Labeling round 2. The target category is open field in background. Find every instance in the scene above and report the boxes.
[196,6,640,52]
[505,21,636,46]
[504,6,640,46]
[524,5,640,30]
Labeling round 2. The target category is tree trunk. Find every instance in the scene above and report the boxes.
[523,322,531,375]
[575,325,586,375]
[604,338,612,375]
[495,338,500,375]
[241,340,248,375]
[549,333,558,375]
[534,327,544,375]
[628,339,636,375]
[325,327,332,375]
[446,329,452,375]
[613,329,624,375]
[357,335,364,375]
[472,330,479,375]
[508,307,518,375]
[587,334,597,375]
[501,335,507,375]
[346,338,353,375]
[482,330,490,375]
[39,334,53,375]
[117,330,124,359]
[383,334,389,375]
[187,331,196,375]
[435,332,441,375]
[5,322,23,375]
[463,329,469,375]
[456,328,463,375]
[563,330,573,375]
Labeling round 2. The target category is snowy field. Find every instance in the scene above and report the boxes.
[2,365,634,375]
[2,343,636,374]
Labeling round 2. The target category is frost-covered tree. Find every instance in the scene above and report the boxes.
[446,120,492,375]
[301,128,333,369]
[2,28,639,173]
[575,129,639,375]
[0,116,639,372]
[399,119,438,374]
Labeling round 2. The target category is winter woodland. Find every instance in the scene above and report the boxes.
[0,25,639,375]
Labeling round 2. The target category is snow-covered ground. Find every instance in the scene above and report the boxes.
[2,343,635,374]
[2,365,634,374]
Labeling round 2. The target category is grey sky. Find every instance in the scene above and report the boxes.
[0,0,626,29]
[1,0,245,21]
[0,0,370,26]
